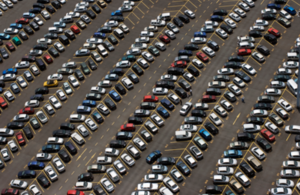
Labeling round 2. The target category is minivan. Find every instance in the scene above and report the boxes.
[71,132,85,145]
[97,45,108,57]
[287,79,297,96]
[175,131,192,140]
[58,149,71,162]
[65,141,77,155]
[127,145,140,159]
[157,13,171,21]
[247,155,262,171]
[287,52,299,61]
[114,28,124,39]
[36,58,46,70]
[59,35,69,45]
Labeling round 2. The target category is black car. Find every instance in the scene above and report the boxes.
[213,9,227,16]
[81,63,91,75]
[92,112,104,124]
[249,30,262,38]
[206,88,221,95]
[65,29,75,40]
[115,83,126,95]
[19,31,28,40]
[34,43,48,50]
[48,47,59,58]
[18,170,36,179]
[58,149,71,162]
[176,161,190,176]
[7,122,24,129]
[37,174,50,188]
[257,95,275,103]
[175,87,188,98]
[224,91,236,102]
[97,26,112,33]
[274,0,286,3]
[148,46,160,56]
[110,68,124,76]
[22,55,36,62]
[93,185,105,195]
[24,26,34,35]
[257,45,270,56]
[140,102,156,110]
[52,130,71,137]
[92,4,101,13]
[206,185,223,194]
[103,40,114,51]
[168,67,184,75]
[42,144,60,153]
[44,33,58,39]
[191,109,206,117]
[74,69,85,80]
[60,123,75,130]
[157,157,176,165]
[35,87,49,94]
[207,40,219,51]
[205,122,219,135]
[78,173,94,181]
[228,55,244,62]
[116,132,132,140]
[33,3,45,8]
[108,35,118,45]
[0,48,9,59]
[264,34,277,44]
[156,81,175,89]
[178,79,191,91]
[88,59,97,70]
[23,126,33,139]
[46,5,56,13]
[86,9,96,19]
[235,71,251,83]
[220,23,233,34]
[128,73,139,83]
[65,141,77,155]
[178,14,190,23]
[224,62,242,69]
[132,64,144,76]
[247,117,265,125]
[256,137,272,152]
[110,16,124,22]
[173,17,183,27]
[51,1,61,9]
[30,117,41,130]
[104,98,116,110]
[29,8,42,13]
[128,117,143,124]
[184,44,199,50]
[30,22,39,31]
[274,75,290,81]
[262,13,276,20]
[253,103,272,110]
[110,140,126,148]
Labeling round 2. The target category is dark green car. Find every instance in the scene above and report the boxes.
[12,36,21,46]
[148,46,160,56]
[122,54,136,62]
[81,62,91,75]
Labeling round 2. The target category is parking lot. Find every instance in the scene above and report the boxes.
[0,0,300,194]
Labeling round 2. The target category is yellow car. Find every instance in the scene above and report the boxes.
[43,80,58,87]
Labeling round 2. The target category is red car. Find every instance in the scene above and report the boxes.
[15,18,29,24]
[120,123,136,131]
[5,42,15,52]
[171,60,187,68]
[71,25,80,34]
[238,48,251,56]
[260,129,275,142]
[0,97,8,108]
[1,189,19,195]
[67,190,85,195]
[43,54,53,64]
[268,28,280,37]
[196,51,209,62]
[16,132,26,146]
[143,95,159,102]
[202,95,216,102]
[19,107,34,114]
[159,35,170,44]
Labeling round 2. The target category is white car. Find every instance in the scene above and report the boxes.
[47,137,64,145]
[228,84,242,96]
[280,169,300,178]
[85,118,98,131]
[152,87,168,95]
[10,179,28,189]
[180,102,192,116]
[242,64,256,75]
[25,100,39,107]
[34,17,44,26]
[229,12,241,22]
[66,11,80,18]
[48,73,63,81]
[255,19,269,26]
[269,187,292,195]
[214,105,227,117]
[49,96,61,109]
[135,37,150,43]
[36,110,48,124]
[75,181,93,190]
[36,153,52,161]
[279,10,292,20]
[4,28,18,34]
[264,88,281,96]
[250,26,264,31]
[208,81,226,88]
[215,28,228,39]
[151,114,164,127]
[16,76,27,88]
[68,75,79,88]
[116,60,131,68]
[217,167,234,175]
[191,37,207,44]
[140,31,154,37]
[8,140,17,152]
[233,77,245,88]
[45,165,58,181]
[276,179,294,188]
[224,18,236,28]
[163,177,179,193]
[137,183,159,191]
[278,99,292,111]
[250,109,268,117]
[86,38,103,45]
[251,147,265,160]
[133,137,146,150]
[0,74,16,81]
[1,148,10,161]
[285,125,300,133]
[105,148,119,157]
[161,74,177,81]
[41,10,50,20]
[242,0,254,7]
[218,158,237,166]
[144,174,164,182]
[202,46,215,57]
[265,122,279,134]
[74,6,87,13]
[29,185,41,195]
[104,20,118,27]
[209,112,222,126]
[101,178,114,192]
[234,8,246,17]
[283,61,299,69]
[261,8,277,14]
[217,68,234,75]
[15,61,30,69]
[37,38,52,45]
[237,36,255,42]
[283,160,300,169]
[121,153,135,166]
[243,123,261,133]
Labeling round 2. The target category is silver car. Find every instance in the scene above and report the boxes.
[113,160,126,174]
[228,84,242,96]
[36,153,52,161]
[163,177,179,193]
[264,88,281,96]
[68,75,79,88]
[282,160,300,169]
[280,169,300,178]
[234,8,246,17]
[49,96,61,109]
[106,168,120,183]
[15,61,30,69]
[85,118,98,131]
[224,18,236,28]
[105,148,119,157]
[191,37,206,44]
[36,110,48,124]
[10,179,28,189]
[116,60,131,68]
[1,148,10,161]
[0,74,16,81]
[283,61,298,69]
[251,147,265,160]
[45,165,58,181]
[13,114,29,122]
[133,137,146,151]
[278,99,292,112]
[217,167,234,175]
[217,68,234,75]
[180,124,197,132]
[101,178,114,192]
[276,179,294,188]
[209,112,222,126]
[121,153,135,167]
[151,114,164,127]
[202,46,215,57]
[214,105,227,117]
[152,87,168,95]
[216,28,228,39]
[62,62,77,69]
[104,20,118,27]
[144,174,164,182]
[70,114,85,122]
[180,102,192,116]
[25,100,39,108]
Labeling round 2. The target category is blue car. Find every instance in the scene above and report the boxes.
[176,160,191,176]
[160,98,174,110]
[211,15,223,21]
[111,10,123,16]
[10,23,23,29]
[28,161,45,170]
[82,100,96,107]
[284,5,296,15]
[23,12,35,19]
[0,33,10,40]
[267,3,281,10]
[109,90,121,102]
[157,106,169,118]
[224,149,243,158]
[178,49,193,56]
[3,68,17,75]
[146,150,161,163]
[93,32,106,39]
[194,31,206,37]
[77,105,91,114]
[199,129,212,141]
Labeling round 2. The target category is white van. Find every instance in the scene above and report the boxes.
[97,44,108,57]
[287,79,298,96]
[157,13,171,21]
[175,131,192,140]
[287,52,299,61]
[238,41,254,49]
[71,132,85,145]
[150,19,166,26]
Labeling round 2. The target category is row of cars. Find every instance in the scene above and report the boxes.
[0,0,23,16]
